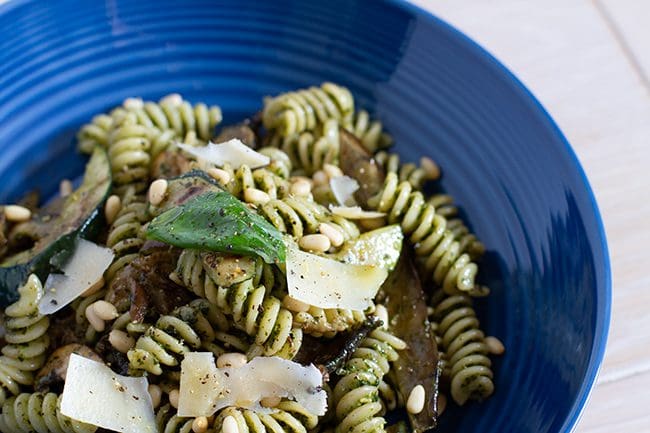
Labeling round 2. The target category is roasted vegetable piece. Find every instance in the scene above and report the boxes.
[147,189,286,264]
[378,246,441,432]
[0,147,111,305]
[35,344,102,393]
[150,169,224,214]
[215,122,258,149]
[293,316,381,375]
[106,241,193,322]
[338,127,385,207]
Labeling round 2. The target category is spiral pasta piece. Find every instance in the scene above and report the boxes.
[258,147,293,180]
[259,196,359,244]
[427,194,485,260]
[127,299,243,375]
[373,151,434,190]
[123,95,222,157]
[332,329,405,433]
[174,250,301,359]
[349,110,392,153]
[268,119,340,175]
[222,164,290,202]
[0,275,49,405]
[432,294,494,405]
[368,172,485,296]
[155,403,194,433]
[76,114,114,154]
[0,392,96,433]
[107,117,153,194]
[213,400,318,433]
[287,302,366,337]
[104,188,149,281]
[263,83,354,137]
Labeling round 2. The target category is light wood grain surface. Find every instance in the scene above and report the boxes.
[412,1,650,431]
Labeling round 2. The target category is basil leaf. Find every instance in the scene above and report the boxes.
[146,191,285,264]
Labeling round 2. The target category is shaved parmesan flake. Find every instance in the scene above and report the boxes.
[178,352,224,417]
[330,205,385,219]
[179,139,270,169]
[39,239,114,315]
[330,175,359,206]
[178,353,327,417]
[61,354,156,433]
[286,245,387,310]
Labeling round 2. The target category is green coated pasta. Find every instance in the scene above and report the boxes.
[431,293,494,405]
[332,328,405,433]
[368,172,487,296]
[349,109,393,153]
[0,275,49,405]
[263,82,354,137]
[0,392,96,433]
[213,400,318,433]
[127,299,246,375]
[174,250,301,359]
[267,119,340,175]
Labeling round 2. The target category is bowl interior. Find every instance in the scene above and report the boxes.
[0,1,610,432]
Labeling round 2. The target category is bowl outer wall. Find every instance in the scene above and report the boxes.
[0,1,611,432]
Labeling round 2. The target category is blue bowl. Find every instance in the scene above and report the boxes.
[0,1,610,432]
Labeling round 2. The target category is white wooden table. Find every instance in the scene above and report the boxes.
[413,1,650,431]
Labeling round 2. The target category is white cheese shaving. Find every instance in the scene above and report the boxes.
[330,205,385,219]
[61,354,156,433]
[178,353,327,417]
[39,239,114,315]
[329,175,359,206]
[178,139,270,169]
[286,245,387,310]
[178,352,224,417]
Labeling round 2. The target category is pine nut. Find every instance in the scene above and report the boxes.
[374,305,389,329]
[59,179,73,197]
[312,170,328,186]
[216,352,248,369]
[485,336,505,355]
[123,97,144,110]
[420,156,440,180]
[207,167,232,185]
[148,179,168,206]
[109,329,135,353]
[323,163,343,179]
[290,179,312,196]
[299,234,331,252]
[148,384,162,409]
[406,384,425,414]
[168,389,180,408]
[85,304,105,332]
[243,188,270,205]
[283,295,310,313]
[192,416,209,433]
[319,223,344,247]
[104,195,122,225]
[222,415,239,433]
[260,396,281,408]
[92,300,119,321]
[4,205,31,222]
[160,93,183,107]
[437,393,447,415]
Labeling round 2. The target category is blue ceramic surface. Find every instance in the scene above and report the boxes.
[0,1,610,432]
